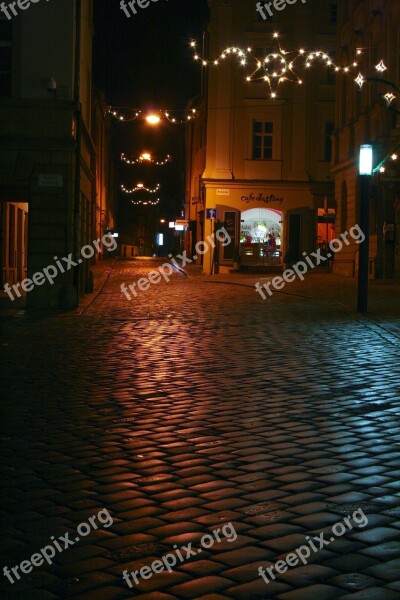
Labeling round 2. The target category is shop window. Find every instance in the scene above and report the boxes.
[0,15,12,97]
[317,208,336,256]
[240,208,282,266]
[252,120,273,160]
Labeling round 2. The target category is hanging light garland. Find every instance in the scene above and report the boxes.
[120,182,161,194]
[130,198,160,206]
[121,152,172,166]
[108,107,197,124]
[190,33,361,98]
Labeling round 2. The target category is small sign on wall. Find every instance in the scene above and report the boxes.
[38,174,63,187]
[217,189,230,196]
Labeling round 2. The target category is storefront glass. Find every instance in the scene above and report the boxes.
[240,208,282,266]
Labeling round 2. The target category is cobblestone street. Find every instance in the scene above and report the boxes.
[1,258,400,600]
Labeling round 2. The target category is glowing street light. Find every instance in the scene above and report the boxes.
[140,153,152,161]
[357,144,373,313]
[146,114,161,125]
[359,144,373,176]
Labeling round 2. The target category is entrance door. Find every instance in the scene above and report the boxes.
[0,201,28,287]
[216,205,240,267]
[286,208,316,262]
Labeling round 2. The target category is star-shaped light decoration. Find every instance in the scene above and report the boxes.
[355,73,366,89]
[384,92,396,106]
[190,34,361,99]
[375,60,387,73]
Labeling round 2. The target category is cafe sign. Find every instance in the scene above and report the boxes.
[241,192,284,204]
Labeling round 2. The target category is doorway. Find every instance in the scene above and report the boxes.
[0,201,28,289]
[240,208,282,266]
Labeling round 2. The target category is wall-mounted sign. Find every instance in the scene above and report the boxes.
[217,189,230,196]
[206,208,217,220]
[38,174,63,187]
[241,192,283,204]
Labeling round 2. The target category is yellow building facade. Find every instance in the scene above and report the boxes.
[186,0,338,274]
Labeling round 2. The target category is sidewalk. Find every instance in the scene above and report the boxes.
[0,258,116,318]
[182,264,400,340]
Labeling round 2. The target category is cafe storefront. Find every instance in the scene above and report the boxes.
[201,181,334,274]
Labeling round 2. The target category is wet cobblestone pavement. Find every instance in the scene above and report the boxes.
[0,258,399,599]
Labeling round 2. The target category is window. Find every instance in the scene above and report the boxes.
[330,4,338,25]
[0,16,12,97]
[324,122,334,162]
[252,121,273,160]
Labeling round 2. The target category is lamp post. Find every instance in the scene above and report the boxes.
[357,144,373,313]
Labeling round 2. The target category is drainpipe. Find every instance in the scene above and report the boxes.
[73,0,82,294]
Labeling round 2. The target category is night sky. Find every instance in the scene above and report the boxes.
[93,0,209,248]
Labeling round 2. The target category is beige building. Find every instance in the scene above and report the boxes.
[186,0,338,274]
[331,0,400,280]
[0,0,114,309]
[92,87,116,254]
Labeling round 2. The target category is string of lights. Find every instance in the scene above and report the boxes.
[121,183,161,194]
[121,152,172,166]
[190,33,361,98]
[109,108,197,124]
[130,199,160,206]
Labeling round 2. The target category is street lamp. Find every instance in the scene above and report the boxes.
[357,144,373,313]
[146,114,161,125]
